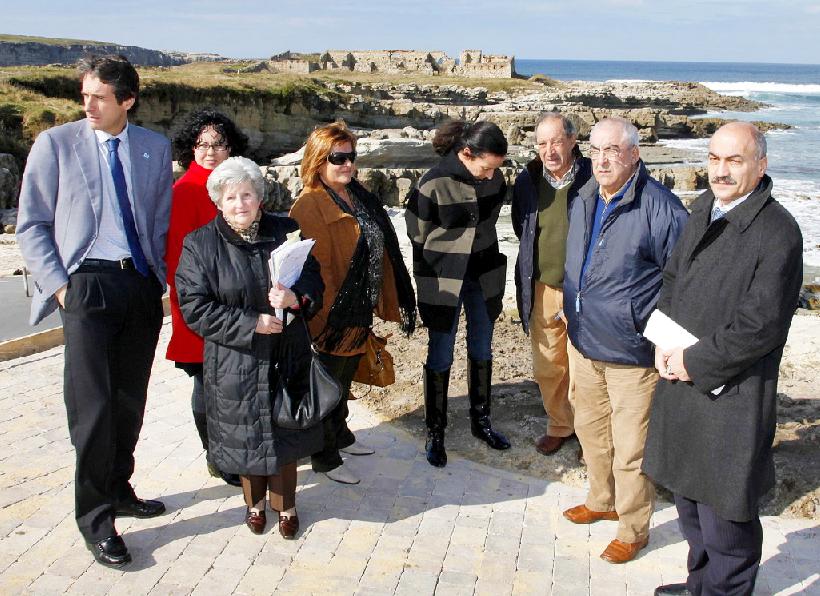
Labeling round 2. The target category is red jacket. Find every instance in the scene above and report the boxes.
[165,162,218,363]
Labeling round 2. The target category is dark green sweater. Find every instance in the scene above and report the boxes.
[535,174,570,287]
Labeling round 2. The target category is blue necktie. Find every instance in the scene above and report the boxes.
[710,204,726,223]
[105,138,149,276]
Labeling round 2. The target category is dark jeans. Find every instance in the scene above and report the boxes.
[675,493,763,596]
[310,352,362,472]
[426,277,494,372]
[60,268,163,542]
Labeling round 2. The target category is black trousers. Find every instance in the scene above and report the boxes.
[675,493,763,596]
[310,352,362,473]
[60,266,163,542]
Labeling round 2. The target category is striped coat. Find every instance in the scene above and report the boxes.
[405,151,507,332]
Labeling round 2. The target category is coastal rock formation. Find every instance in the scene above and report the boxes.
[261,127,707,211]
[0,39,187,67]
[128,78,769,161]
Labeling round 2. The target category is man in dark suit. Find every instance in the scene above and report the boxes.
[17,55,172,567]
[643,122,803,595]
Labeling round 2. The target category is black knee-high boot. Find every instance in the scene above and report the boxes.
[424,366,449,467]
[468,358,511,450]
[193,411,241,487]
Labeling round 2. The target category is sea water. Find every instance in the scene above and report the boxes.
[516,60,820,269]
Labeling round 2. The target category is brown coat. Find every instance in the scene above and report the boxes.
[290,185,402,356]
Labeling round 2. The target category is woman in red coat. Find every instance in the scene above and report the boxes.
[165,108,248,486]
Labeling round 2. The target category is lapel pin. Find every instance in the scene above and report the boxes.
[143,152,150,159]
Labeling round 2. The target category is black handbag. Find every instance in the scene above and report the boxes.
[272,316,342,430]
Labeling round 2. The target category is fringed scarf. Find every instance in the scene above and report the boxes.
[315,179,416,352]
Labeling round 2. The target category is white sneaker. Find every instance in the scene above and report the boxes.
[340,442,375,456]
[323,464,360,485]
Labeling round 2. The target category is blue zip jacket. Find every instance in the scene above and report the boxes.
[564,161,688,367]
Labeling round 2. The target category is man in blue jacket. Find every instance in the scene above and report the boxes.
[512,112,593,456]
[561,118,688,564]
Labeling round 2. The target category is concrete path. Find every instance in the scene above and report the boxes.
[0,275,61,342]
[0,320,817,595]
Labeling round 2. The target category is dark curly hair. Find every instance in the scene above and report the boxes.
[171,108,249,168]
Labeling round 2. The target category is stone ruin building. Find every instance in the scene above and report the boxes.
[269,49,515,78]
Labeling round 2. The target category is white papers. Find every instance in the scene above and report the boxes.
[269,237,315,320]
[269,238,314,288]
[644,309,698,352]
[644,309,724,395]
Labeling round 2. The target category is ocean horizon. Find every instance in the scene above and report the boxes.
[516,59,820,269]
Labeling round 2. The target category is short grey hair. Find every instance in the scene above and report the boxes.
[206,156,266,206]
[751,126,767,160]
[535,111,577,138]
[591,117,640,148]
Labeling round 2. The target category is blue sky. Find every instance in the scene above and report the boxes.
[2,0,819,64]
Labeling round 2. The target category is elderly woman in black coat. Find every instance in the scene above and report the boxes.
[175,156,323,539]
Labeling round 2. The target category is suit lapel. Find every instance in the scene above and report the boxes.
[73,121,103,226]
[128,125,153,236]
[128,126,148,209]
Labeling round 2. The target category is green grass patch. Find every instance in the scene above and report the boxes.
[0,33,112,46]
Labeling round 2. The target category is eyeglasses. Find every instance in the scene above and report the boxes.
[194,142,229,153]
[327,151,356,165]
[588,145,622,160]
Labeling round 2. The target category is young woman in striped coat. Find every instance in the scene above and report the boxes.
[405,120,511,467]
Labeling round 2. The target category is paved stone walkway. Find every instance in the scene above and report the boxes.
[1,321,818,595]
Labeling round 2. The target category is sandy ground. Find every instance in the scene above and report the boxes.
[358,310,820,521]
[2,209,818,520]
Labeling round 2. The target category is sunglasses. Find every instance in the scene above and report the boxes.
[327,151,356,166]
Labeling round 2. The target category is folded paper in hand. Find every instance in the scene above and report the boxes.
[644,309,724,395]
[269,238,315,288]
[269,238,315,320]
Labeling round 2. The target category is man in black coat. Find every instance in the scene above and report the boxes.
[644,122,803,596]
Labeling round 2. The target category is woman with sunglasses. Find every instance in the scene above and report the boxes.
[289,122,416,485]
[165,108,248,487]
[405,120,511,468]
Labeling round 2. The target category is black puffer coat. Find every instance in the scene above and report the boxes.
[175,212,324,476]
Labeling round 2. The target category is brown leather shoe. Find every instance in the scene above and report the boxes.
[600,537,648,564]
[245,509,266,535]
[562,504,619,524]
[279,513,299,539]
[535,433,573,455]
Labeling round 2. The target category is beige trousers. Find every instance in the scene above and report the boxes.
[570,343,657,543]
[530,282,574,438]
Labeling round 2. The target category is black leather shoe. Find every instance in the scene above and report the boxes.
[425,430,447,467]
[471,421,511,450]
[115,497,166,518]
[86,535,132,567]
[655,584,692,595]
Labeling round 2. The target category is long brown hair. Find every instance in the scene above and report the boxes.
[300,122,358,189]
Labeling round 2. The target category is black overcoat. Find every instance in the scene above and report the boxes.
[642,176,803,522]
[175,212,324,476]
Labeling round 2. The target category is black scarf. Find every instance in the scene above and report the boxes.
[316,179,416,352]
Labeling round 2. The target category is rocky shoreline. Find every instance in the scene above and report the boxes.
[1,66,793,211]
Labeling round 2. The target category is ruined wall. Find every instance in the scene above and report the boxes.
[314,49,515,78]
[455,50,515,78]
[269,59,318,74]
